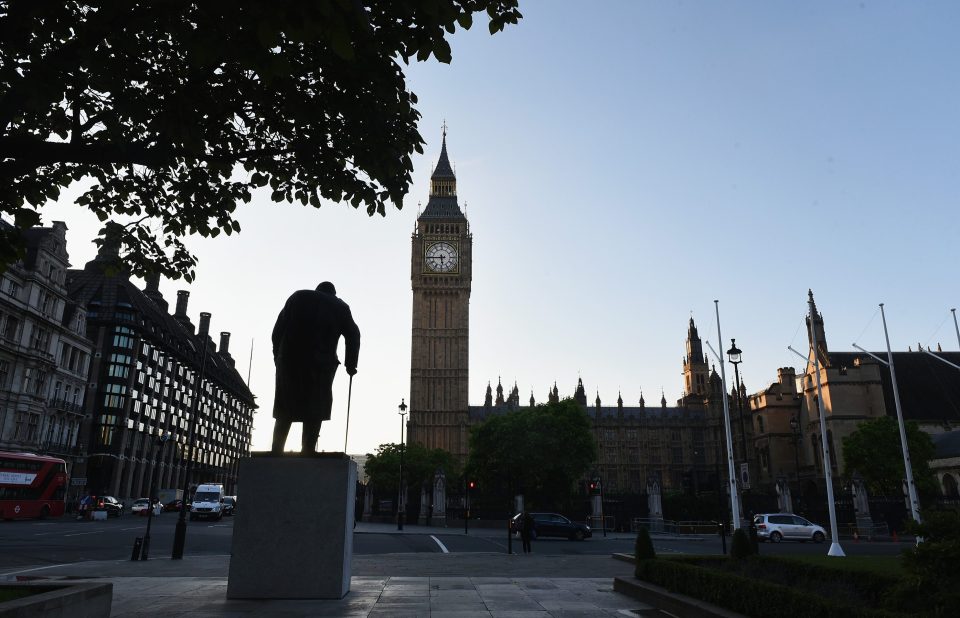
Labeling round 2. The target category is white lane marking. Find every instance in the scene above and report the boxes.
[0,562,73,577]
[121,527,142,531]
[33,532,58,536]
[63,530,106,537]
[430,535,449,553]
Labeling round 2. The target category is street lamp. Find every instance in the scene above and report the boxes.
[140,432,171,560]
[726,339,749,476]
[173,342,210,560]
[397,399,407,531]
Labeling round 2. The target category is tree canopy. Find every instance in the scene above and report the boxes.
[364,441,461,499]
[842,416,937,498]
[0,1,522,279]
[467,399,597,511]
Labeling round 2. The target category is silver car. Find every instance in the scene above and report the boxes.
[754,513,827,543]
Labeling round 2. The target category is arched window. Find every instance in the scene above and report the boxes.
[943,473,959,498]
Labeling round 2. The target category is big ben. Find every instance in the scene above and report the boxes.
[408,128,472,458]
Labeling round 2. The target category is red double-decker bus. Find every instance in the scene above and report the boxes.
[0,451,68,520]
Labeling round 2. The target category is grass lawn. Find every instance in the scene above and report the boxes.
[778,554,905,577]
[0,586,43,603]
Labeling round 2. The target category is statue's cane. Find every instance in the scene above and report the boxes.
[343,374,354,453]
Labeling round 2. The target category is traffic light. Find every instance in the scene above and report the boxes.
[468,480,476,490]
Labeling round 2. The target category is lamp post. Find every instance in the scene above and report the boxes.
[173,337,210,560]
[397,399,407,531]
[141,432,171,560]
[726,339,747,466]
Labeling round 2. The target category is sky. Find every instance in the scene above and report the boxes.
[40,1,960,455]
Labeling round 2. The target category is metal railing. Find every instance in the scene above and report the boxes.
[631,518,722,535]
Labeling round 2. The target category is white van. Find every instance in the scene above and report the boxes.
[190,483,225,521]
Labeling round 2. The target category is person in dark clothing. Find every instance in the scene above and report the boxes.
[271,281,360,454]
[521,512,535,554]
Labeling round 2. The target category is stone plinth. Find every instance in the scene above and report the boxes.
[227,454,356,599]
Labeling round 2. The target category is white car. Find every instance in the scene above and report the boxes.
[130,498,153,515]
[754,513,827,543]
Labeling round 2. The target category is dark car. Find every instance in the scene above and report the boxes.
[511,512,592,541]
[163,499,185,513]
[222,496,237,516]
[85,495,122,517]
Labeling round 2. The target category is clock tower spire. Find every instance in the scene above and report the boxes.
[408,128,473,458]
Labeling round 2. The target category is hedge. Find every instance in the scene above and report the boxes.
[634,557,909,618]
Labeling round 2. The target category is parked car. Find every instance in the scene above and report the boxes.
[510,512,592,541]
[222,496,237,516]
[754,513,827,543]
[131,498,159,516]
[163,499,185,513]
[96,495,123,517]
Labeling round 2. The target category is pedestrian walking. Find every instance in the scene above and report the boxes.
[521,511,535,554]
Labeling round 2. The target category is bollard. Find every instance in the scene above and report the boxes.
[131,537,143,561]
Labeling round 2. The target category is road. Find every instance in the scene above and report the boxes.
[0,514,908,575]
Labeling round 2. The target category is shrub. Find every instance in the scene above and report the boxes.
[634,558,907,618]
[635,527,656,561]
[888,510,960,616]
[730,528,752,559]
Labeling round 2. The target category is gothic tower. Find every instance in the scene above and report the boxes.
[683,318,710,396]
[408,128,473,458]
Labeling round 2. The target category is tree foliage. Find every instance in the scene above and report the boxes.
[841,416,937,498]
[466,399,597,511]
[364,441,461,498]
[0,1,522,280]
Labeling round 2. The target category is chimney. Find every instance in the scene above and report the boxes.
[175,290,189,316]
[198,313,211,337]
[142,273,168,311]
[174,291,195,334]
[219,331,235,367]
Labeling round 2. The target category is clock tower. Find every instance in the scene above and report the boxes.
[408,129,472,458]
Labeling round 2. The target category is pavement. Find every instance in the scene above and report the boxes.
[2,522,666,617]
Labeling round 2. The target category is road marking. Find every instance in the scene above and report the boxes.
[33,532,58,536]
[0,562,73,577]
[63,530,106,537]
[430,535,449,553]
[121,527,142,531]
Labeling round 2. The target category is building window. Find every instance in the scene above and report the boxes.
[26,414,39,441]
[103,383,127,409]
[34,370,47,396]
[757,416,765,434]
[31,327,50,351]
[13,412,25,439]
[2,316,19,342]
[108,363,130,379]
[0,360,9,388]
[113,326,135,349]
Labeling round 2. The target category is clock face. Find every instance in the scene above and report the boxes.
[425,241,459,273]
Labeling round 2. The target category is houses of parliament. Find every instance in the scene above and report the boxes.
[407,131,960,500]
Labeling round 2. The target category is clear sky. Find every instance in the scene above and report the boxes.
[41,1,960,455]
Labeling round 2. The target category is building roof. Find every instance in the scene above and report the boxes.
[828,351,960,425]
[431,133,455,180]
[419,195,465,220]
[67,261,256,408]
[468,403,706,423]
[932,429,960,459]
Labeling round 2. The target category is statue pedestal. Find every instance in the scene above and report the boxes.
[227,454,356,600]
